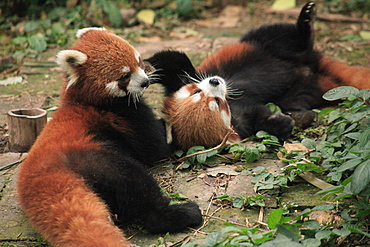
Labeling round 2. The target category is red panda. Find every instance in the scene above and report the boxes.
[162,75,240,150]
[146,1,370,140]
[17,27,202,247]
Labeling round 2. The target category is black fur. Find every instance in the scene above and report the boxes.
[65,97,202,233]
[146,2,325,140]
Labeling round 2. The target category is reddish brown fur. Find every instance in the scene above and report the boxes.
[318,56,370,92]
[17,106,130,247]
[197,43,254,72]
[62,29,140,106]
[163,84,231,150]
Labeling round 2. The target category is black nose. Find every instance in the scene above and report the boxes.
[141,79,150,88]
[209,78,220,86]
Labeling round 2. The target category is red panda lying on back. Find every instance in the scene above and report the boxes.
[162,75,240,150]
[17,28,202,247]
[146,1,370,140]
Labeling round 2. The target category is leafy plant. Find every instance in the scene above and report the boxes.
[216,194,268,209]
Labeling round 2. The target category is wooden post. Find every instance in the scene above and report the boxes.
[7,108,47,153]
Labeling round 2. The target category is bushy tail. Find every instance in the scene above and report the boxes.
[17,165,129,247]
[318,56,370,92]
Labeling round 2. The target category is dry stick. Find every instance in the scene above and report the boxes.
[177,128,234,163]
[258,206,264,223]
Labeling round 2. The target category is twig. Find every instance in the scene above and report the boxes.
[255,220,268,227]
[258,206,264,223]
[177,128,234,163]
[0,159,24,172]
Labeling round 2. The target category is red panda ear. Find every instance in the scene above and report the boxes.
[56,50,87,90]
[76,27,107,39]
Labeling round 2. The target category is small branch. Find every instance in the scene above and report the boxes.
[0,159,24,172]
[177,128,234,163]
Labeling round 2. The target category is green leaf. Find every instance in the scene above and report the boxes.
[25,20,40,33]
[267,208,284,229]
[311,204,334,211]
[205,231,224,245]
[332,228,351,237]
[303,220,320,229]
[360,31,370,40]
[28,34,47,53]
[323,86,360,101]
[351,159,370,195]
[169,192,188,200]
[301,138,316,149]
[244,146,260,163]
[232,197,244,208]
[276,224,300,242]
[302,238,321,247]
[176,0,193,16]
[104,2,123,27]
[314,230,333,240]
[266,102,282,114]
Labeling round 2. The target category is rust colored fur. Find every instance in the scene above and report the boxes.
[318,56,370,92]
[17,28,202,247]
[163,82,232,150]
[197,43,254,73]
[18,107,129,247]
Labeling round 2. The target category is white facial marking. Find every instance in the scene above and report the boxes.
[106,81,127,97]
[175,87,191,100]
[192,93,201,102]
[122,66,130,73]
[127,68,148,94]
[198,76,227,99]
[134,49,140,63]
[76,27,106,39]
[56,50,87,90]
[209,101,219,112]
[221,110,231,127]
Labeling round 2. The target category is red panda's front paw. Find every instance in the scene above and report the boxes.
[144,201,202,233]
[264,113,294,140]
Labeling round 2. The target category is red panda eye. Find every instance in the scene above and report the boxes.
[193,89,202,94]
[118,74,130,82]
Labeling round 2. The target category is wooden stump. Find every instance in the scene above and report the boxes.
[7,108,47,153]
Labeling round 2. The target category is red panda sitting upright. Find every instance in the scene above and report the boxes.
[146,2,370,140]
[17,28,202,247]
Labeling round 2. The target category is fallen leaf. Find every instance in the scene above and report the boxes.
[283,142,309,153]
[206,166,239,177]
[137,9,155,25]
[360,31,370,40]
[0,76,23,86]
[271,0,296,11]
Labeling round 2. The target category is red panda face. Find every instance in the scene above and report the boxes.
[56,27,149,105]
[163,76,235,150]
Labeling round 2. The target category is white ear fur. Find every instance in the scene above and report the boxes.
[56,50,87,90]
[76,27,106,39]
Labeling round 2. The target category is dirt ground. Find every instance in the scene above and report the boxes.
[1,2,369,246]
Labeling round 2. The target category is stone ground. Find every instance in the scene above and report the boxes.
[1,3,369,246]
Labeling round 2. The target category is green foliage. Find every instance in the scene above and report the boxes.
[324,0,370,14]
[175,146,219,169]
[216,194,267,209]
[251,166,289,192]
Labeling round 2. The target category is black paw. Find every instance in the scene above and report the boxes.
[264,113,294,140]
[289,110,317,129]
[297,2,316,43]
[144,201,202,233]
